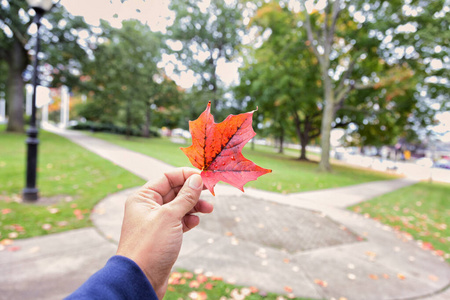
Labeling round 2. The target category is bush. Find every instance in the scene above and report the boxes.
[70,121,160,138]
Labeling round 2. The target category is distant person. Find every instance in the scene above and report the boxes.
[66,168,213,299]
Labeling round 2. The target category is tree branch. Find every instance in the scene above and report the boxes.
[329,0,341,43]
[335,58,356,99]
[301,0,324,65]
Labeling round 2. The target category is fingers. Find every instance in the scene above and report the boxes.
[189,199,214,214]
[167,174,204,217]
[182,215,200,232]
[142,168,201,204]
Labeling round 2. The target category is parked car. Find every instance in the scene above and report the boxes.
[434,159,450,169]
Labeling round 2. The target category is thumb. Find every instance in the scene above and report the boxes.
[168,174,203,217]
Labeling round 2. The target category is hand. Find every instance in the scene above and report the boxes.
[116,167,214,299]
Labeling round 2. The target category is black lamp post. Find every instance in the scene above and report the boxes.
[23,0,53,202]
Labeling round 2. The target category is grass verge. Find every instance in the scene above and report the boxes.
[86,132,398,194]
[349,182,450,262]
[0,126,144,240]
[165,270,317,300]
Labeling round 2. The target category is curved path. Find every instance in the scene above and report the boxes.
[0,127,448,300]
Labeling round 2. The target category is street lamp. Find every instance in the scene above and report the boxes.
[23,0,53,202]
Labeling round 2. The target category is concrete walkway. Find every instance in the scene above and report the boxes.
[1,127,449,300]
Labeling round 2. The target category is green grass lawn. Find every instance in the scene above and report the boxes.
[0,126,144,239]
[86,132,398,194]
[350,182,450,262]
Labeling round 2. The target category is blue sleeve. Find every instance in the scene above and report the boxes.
[65,255,158,300]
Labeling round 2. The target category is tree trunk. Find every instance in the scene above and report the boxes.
[299,134,309,160]
[6,40,27,133]
[318,79,335,172]
[125,102,131,139]
[142,104,151,138]
[278,126,284,154]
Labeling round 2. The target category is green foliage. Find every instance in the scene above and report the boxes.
[70,121,160,137]
[237,3,323,159]
[80,20,183,137]
[166,0,245,118]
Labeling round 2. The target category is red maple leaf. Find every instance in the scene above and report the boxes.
[181,102,272,195]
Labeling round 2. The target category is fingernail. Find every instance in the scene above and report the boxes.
[189,174,203,190]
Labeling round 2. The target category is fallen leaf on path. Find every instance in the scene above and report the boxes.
[284,286,293,293]
[0,239,13,246]
[181,102,271,195]
[7,246,21,252]
[369,274,379,280]
[28,246,40,254]
[397,273,406,280]
[428,275,439,281]
[314,279,328,287]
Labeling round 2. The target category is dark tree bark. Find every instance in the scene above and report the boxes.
[6,39,27,133]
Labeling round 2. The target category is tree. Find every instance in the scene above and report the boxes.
[299,0,446,171]
[237,3,323,160]
[81,20,181,138]
[340,65,419,148]
[166,0,245,115]
[0,1,91,132]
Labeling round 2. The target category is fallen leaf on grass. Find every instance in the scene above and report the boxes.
[422,242,434,250]
[73,209,84,220]
[8,232,18,239]
[181,102,272,196]
[204,283,213,290]
[189,291,207,300]
[1,208,11,215]
[42,224,52,230]
[197,274,208,284]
